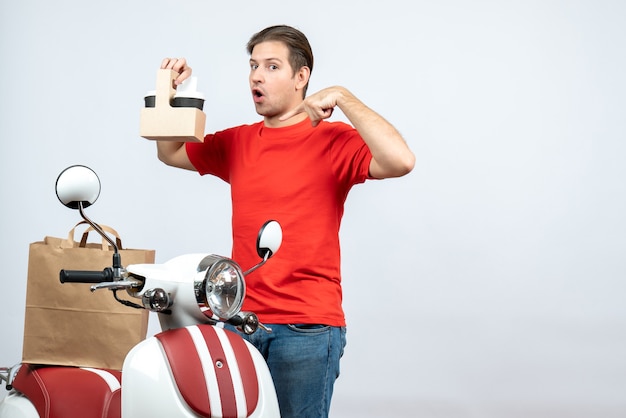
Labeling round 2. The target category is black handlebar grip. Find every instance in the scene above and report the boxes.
[59,268,114,284]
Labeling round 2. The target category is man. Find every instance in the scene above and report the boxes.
[156,25,414,418]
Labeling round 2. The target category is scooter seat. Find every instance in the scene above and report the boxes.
[12,364,121,418]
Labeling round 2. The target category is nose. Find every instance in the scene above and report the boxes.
[250,67,263,83]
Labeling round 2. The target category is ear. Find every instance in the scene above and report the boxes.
[295,66,310,91]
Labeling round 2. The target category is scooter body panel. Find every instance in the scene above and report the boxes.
[0,391,38,418]
[122,325,280,417]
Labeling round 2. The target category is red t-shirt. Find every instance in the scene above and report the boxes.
[186,118,372,326]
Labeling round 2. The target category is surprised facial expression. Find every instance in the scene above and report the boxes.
[249,41,306,124]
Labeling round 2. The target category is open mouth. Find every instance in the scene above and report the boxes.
[252,88,264,103]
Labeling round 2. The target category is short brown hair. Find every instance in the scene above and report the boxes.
[247,25,314,96]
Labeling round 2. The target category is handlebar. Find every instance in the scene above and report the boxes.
[59,268,115,284]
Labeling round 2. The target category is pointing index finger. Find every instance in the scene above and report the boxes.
[279,103,305,122]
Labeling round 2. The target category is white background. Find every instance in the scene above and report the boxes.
[1,1,625,417]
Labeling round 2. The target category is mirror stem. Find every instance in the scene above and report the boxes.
[243,251,270,276]
[78,202,121,269]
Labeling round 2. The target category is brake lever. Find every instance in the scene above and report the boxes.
[258,322,272,333]
[90,279,143,292]
[0,364,21,391]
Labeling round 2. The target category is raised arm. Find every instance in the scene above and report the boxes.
[281,86,415,179]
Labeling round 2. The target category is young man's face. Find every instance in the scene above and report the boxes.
[249,41,307,124]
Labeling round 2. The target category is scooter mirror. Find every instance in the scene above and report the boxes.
[256,220,282,259]
[55,165,101,210]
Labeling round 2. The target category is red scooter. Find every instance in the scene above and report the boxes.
[0,165,282,417]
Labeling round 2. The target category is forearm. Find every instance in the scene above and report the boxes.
[335,87,415,179]
[156,141,195,171]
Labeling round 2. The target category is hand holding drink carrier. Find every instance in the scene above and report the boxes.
[0,165,283,418]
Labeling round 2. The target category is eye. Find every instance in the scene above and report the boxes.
[269,64,278,71]
[250,63,259,70]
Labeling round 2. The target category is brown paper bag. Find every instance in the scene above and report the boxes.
[22,222,155,370]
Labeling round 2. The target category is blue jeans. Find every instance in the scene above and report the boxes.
[224,323,347,418]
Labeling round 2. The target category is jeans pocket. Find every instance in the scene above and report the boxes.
[288,324,330,334]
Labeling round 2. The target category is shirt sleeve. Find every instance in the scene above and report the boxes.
[327,122,374,187]
[186,132,231,182]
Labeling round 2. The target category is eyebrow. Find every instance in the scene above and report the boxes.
[249,57,284,64]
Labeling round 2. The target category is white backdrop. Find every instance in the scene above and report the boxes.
[1,1,625,417]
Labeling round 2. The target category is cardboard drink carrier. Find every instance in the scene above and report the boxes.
[22,222,154,371]
[140,69,206,142]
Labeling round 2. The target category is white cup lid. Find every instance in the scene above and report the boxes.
[174,76,205,99]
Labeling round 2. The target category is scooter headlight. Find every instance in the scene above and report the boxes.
[195,255,245,321]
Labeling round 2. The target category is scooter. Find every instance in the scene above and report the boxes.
[0,165,282,418]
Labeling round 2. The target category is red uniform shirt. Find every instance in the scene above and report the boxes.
[186,118,372,326]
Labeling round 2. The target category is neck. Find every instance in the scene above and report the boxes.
[264,112,308,128]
